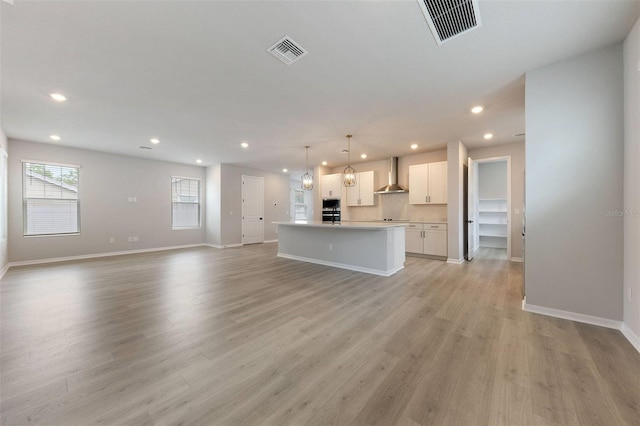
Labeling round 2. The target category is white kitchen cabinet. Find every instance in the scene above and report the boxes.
[346,171,375,206]
[404,224,425,253]
[405,223,447,258]
[423,224,448,256]
[409,161,448,205]
[321,173,342,198]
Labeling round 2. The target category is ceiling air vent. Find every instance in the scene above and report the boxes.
[268,36,308,65]
[417,0,481,45]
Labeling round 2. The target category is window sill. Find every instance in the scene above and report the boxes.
[23,233,80,238]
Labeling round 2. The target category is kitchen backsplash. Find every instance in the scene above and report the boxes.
[342,193,447,222]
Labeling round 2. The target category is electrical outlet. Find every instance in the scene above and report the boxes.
[329,244,333,251]
[128,237,133,242]
[628,287,633,301]
[109,237,115,243]
[132,236,139,242]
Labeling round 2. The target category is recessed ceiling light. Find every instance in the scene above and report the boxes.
[321,161,327,166]
[150,138,160,144]
[50,93,67,102]
[360,154,367,159]
[282,168,288,173]
[196,159,202,164]
[49,135,61,141]
[410,143,418,150]
[471,106,484,114]
[484,133,494,140]
[241,142,249,148]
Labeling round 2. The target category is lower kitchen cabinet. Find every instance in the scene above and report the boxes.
[405,223,447,258]
[405,226,424,253]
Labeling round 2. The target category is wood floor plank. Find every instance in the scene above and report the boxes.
[1,244,638,425]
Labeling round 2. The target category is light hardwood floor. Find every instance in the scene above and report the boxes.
[1,243,639,425]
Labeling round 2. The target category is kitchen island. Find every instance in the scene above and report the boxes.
[274,221,406,277]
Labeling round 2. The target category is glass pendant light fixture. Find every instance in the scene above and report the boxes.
[342,134,357,187]
[301,145,313,191]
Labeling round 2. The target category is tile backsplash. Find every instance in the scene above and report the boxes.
[342,193,447,222]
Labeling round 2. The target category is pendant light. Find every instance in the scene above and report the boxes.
[342,134,357,187]
[301,145,313,191]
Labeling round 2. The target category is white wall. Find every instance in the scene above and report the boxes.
[525,44,624,321]
[623,17,640,341]
[0,129,8,275]
[8,140,206,262]
[469,142,525,259]
[219,164,290,246]
[478,161,507,200]
[447,140,467,262]
[205,164,221,247]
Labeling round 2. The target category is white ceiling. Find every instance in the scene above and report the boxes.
[2,0,639,173]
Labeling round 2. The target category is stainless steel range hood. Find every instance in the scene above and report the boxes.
[374,157,407,194]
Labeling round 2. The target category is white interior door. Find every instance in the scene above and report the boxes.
[242,175,264,245]
[467,157,476,260]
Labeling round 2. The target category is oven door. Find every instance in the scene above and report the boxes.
[322,211,341,222]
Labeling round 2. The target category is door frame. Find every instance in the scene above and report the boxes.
[471,156,512,260]
[465,158,477,261]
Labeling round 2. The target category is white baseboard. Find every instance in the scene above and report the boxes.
[277,252,403,277]
[621,323,640,353]
[523,301,640,354]
[209,241,276,248]
[446,258,465,265]
[7,244,209,268]
[523,302,622,330]
[510,257,523,262]
[205,243,243,249]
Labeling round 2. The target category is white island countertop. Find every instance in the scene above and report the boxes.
[274,220,406,276]
[273,220,407,230]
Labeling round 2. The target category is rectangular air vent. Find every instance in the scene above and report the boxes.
[268,36,307,65]
[417,0,481,45]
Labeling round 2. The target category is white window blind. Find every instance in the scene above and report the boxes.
[23,161,80,236]
[172,177,200,229]
[0,150,7,240]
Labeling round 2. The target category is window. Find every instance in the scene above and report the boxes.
[23,161,80,236]
[172,177,200,229]
[0,149,7,241]
[293,188,307,221]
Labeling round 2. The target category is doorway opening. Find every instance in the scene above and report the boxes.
[467,156,511,261]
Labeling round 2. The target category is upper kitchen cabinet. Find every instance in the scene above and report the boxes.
[409,161,448,205]
[346,171,375,206]
[321,173,342,198]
